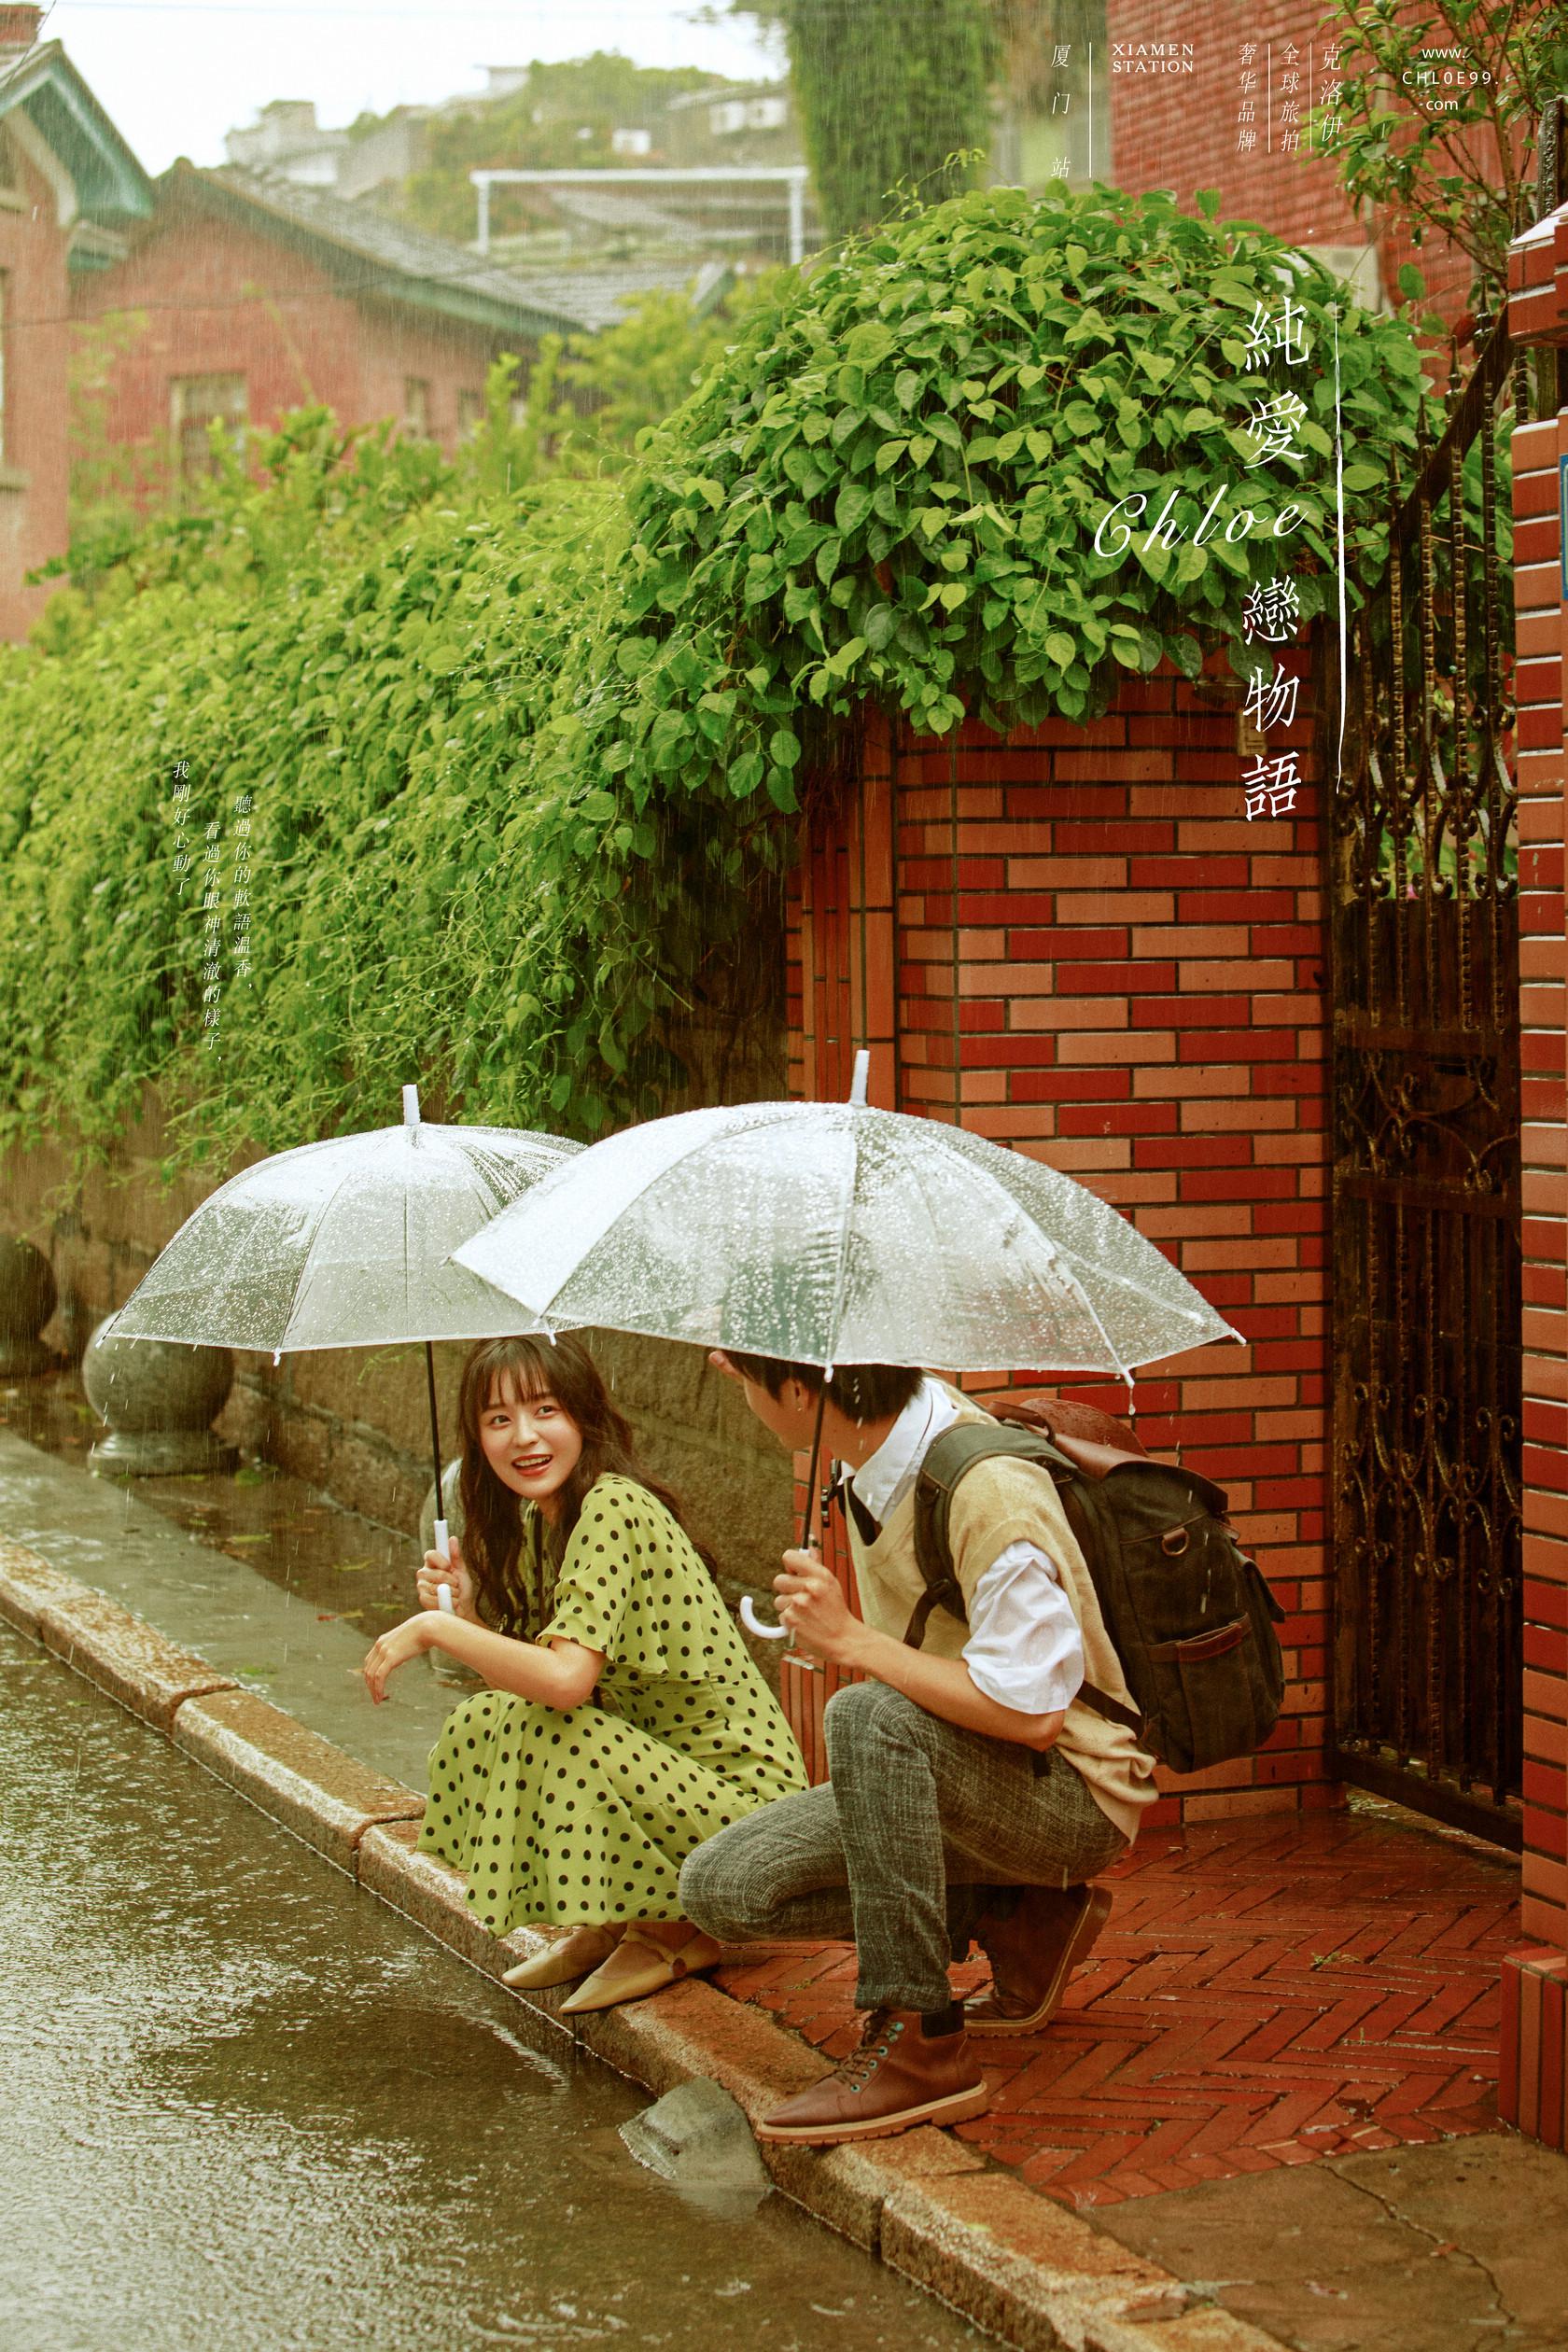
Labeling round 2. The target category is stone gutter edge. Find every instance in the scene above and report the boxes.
[0,1536,1284,2352]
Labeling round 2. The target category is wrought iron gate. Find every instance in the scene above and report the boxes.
[1326,314,1525,1846]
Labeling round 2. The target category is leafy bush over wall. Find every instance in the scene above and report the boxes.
[0,182,1437,1170]
[0,417,641,1165]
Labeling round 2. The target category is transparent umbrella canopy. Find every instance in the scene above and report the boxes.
[453,1056,1237,1635]
[109,1087,582,1564]
[451,1063,1236,1383]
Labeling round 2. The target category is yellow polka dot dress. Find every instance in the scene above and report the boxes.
[417,1474,806,1933]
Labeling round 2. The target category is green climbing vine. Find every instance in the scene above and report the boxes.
[0,180,1440,1173]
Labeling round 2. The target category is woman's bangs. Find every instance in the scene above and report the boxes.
[479,1339,556,1415]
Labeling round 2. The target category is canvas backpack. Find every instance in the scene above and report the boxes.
[904,1403,1285,1777]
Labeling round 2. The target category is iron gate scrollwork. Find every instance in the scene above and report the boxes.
[1327,312,1524,1846]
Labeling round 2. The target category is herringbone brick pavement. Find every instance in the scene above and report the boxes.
[711,1799,1520,2209]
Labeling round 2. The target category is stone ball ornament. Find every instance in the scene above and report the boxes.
[83,1313,239,1477]
[0,1234,58,1377]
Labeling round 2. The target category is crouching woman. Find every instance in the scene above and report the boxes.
[361,1334,805,2012]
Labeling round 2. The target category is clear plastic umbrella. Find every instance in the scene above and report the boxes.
[110,1086,581,1569]
[453,1056,1235,1381]
[453,1053,1239,1625]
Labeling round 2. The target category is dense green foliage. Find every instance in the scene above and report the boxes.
[553,276,783,471]
[1,182,1435,1170]
[1313,0,1568,313]
[776,0,996,237]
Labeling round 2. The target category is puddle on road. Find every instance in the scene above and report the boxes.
[2,1366,427,1648]
[0,1618,981,2352]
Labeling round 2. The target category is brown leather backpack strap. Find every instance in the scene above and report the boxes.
[907,1421,1046,1649]
[1074,1681,1145,1737]
[901,1585,952,1649]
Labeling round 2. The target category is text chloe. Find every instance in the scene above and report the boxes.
[1094,485,1305,560]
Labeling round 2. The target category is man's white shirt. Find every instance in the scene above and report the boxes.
[846,1378,1085,1716]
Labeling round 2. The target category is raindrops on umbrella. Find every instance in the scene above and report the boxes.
[454,1051,1239,1631]
[108,1087,583,1565]
[454,1065,1236,1381]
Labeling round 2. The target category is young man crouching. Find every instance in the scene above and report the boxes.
[679,1355,1156,2146]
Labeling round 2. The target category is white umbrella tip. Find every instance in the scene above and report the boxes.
[848,1049,870,1108]
[402,1085,421,1129]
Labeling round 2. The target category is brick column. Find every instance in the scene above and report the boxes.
[787,648,1332,1827]
[1501,203,1568,2150]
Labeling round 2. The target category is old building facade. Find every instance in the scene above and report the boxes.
[0,6,150,637]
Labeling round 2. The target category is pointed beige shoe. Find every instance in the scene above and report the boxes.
[559,1925,721,2015]
[501,1924,622,1991]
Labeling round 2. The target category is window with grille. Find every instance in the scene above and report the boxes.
[402,376,431,438]
[0,124,17,193]
[456,386,483,438]
[170,373,247,482]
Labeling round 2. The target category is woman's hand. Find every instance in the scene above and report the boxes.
[362,1611,437,1704]
[414,1534,479,1621]
[774,1548,862,1668]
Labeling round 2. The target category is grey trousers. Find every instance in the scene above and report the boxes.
[679,1678,1127,2012]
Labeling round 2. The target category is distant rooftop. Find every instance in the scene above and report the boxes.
[0,36,152,230]
[501,255,734,334]
[665,78,791,114]
[167,163,733,337]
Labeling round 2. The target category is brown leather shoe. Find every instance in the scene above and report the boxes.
[963,1883,1113,2035]
[755,2009,989,2144]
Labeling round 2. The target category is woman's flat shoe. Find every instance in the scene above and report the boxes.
[559,1926,722,2015]
[501,1925,620,1991]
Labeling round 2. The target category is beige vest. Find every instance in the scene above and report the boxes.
[846,1405,1157,1841]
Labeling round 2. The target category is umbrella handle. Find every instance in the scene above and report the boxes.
[743,1394,833,1645]
[433,1516,455,1613]
[739,1593,788,1641]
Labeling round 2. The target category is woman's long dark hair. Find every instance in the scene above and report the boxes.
[456,1334,707,1633]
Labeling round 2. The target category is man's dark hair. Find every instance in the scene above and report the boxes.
[721,1351,921,1425]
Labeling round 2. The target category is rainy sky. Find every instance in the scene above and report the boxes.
[43,0,782,175]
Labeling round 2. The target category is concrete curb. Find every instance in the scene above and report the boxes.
[3,1540,1287,2352]
[175,1687,427,1869]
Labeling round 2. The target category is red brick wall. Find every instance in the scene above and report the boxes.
[1105,0,1501,341]
[1508,312,1568,1954]
[71,202,517,472]
[0,132,72,639]
[785,663,1333,1827]
[1495,205,1567,2151]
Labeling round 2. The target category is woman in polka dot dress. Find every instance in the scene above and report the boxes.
[361,1334,805,2012]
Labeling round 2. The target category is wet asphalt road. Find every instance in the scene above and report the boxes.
[0,1617,980,2352]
